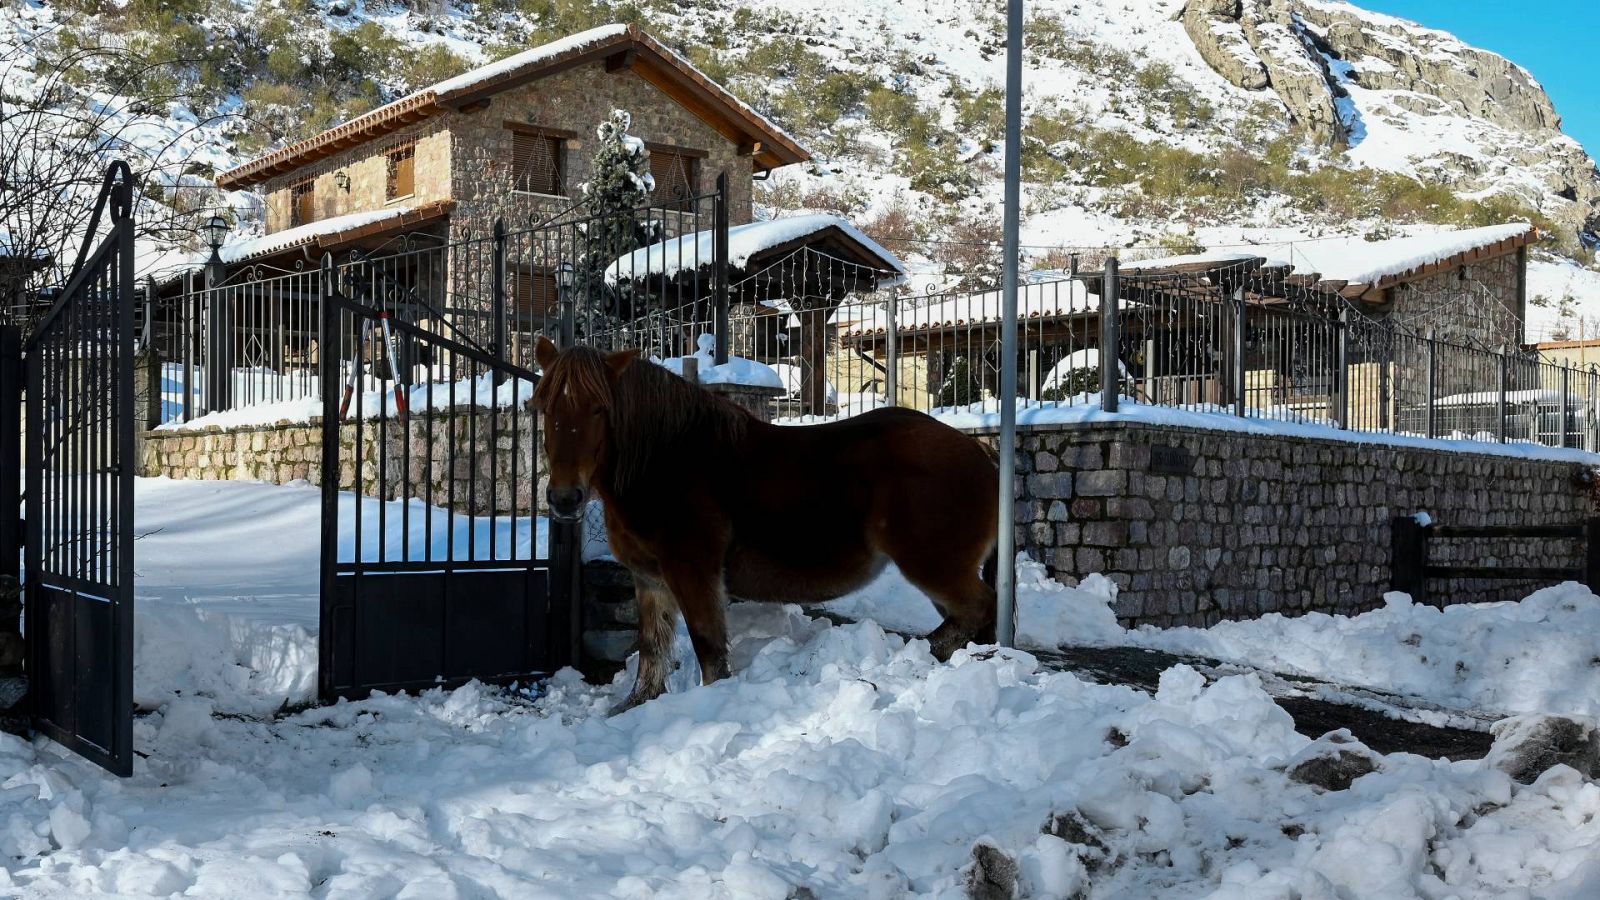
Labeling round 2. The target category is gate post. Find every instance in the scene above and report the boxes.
[0,326,21,680]
[713,172,731,366]
[1100,257,1119,413]
[548,518,583,670]
[317,254,340,702]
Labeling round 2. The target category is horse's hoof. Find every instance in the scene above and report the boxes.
[608,687,662,716]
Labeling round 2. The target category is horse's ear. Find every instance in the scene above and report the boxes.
[606,348,640,381]
[535,335,558,371]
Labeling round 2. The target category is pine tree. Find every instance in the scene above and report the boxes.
[570,109,658,342]
[937,354,986,408]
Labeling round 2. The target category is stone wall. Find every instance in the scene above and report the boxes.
[984,420,1594,627]
[262,121,452,232]
[139,410,546,515]
[447,59,756,235]
[1380,247,1525,348]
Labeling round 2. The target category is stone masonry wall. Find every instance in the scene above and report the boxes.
[982,420,1593,627]
[263,121,452,232]
[447,59,756,234]
[139,410,546,515]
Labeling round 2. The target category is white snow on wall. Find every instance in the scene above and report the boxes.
[606,214,905,285]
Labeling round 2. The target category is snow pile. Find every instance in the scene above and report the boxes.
[831,557,1600,722]
[8,601,1600,896]
[1117,250,1288,272]
[659,333,784,389]
[606,214,905,285]
[1139,585,1600,721]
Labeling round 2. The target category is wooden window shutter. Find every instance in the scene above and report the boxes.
[513,267,558,321]
[290,179,316,227]
[649,149,698,210]
[511,131,563,196]
[387,144,415,200]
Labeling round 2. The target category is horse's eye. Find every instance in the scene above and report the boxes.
[590,406,604,417]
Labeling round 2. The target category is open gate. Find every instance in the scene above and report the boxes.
[21,163,138,775]
[318,261,579,701]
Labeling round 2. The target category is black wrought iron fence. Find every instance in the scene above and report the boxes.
[828,256,1600,452]
[149,180,729,426]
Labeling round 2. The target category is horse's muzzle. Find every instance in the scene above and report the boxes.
[547,486,586,522]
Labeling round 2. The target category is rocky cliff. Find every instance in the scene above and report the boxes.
[1182,0,1598,238]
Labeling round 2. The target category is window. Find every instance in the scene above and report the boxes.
[386,143,415,200]
[289,178,316,227]
[648,145,702,210]
[508,125,568,196]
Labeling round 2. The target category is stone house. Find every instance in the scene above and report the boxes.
[199,23,824,346]
[839,223,1538,417]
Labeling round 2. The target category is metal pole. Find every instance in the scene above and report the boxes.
[1100,257,1120,413]
[885,292,898,406]
[713,172,731,365]
[1498,346,1509,444]
[1334,307,1349,428]
[1561,363,1571,448]
[994,0,1024,649]
[1232,285,1246,419]
[492,218,507,366]
[1425,329,1436,439]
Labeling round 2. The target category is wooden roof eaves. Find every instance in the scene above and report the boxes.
[217,27,811,189]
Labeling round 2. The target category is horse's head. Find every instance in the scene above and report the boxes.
[531,336,639,521]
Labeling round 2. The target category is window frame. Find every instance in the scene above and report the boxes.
[505,122,576,198]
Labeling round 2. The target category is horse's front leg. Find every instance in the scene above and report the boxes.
[660,560,731,685]
[611,575,678,715]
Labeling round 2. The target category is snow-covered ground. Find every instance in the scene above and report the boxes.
[4,478,1600,896]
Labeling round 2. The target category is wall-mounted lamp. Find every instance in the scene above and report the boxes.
[333,170,351,192]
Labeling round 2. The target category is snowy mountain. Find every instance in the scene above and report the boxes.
[4,0,1598,331]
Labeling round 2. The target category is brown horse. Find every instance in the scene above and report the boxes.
[531,337,999,712]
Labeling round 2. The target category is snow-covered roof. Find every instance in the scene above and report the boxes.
[217,25,808,189]
[150,202,452,282]
[606,214,906,287]
[1281,223,1535,289]
[1117,251,1288,273]
[839,279,1096,337]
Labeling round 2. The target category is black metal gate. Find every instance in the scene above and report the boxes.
[22,164,137,775]
[317,261,579,701]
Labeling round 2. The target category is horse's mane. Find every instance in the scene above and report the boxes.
[537,347,750,495]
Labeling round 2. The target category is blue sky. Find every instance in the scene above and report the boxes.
[1366,1,1597,158]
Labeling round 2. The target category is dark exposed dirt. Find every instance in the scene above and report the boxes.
[1034,645,1493,761]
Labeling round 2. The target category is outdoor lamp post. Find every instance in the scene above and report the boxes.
[556,261,575,348]
[201,214,230,412]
